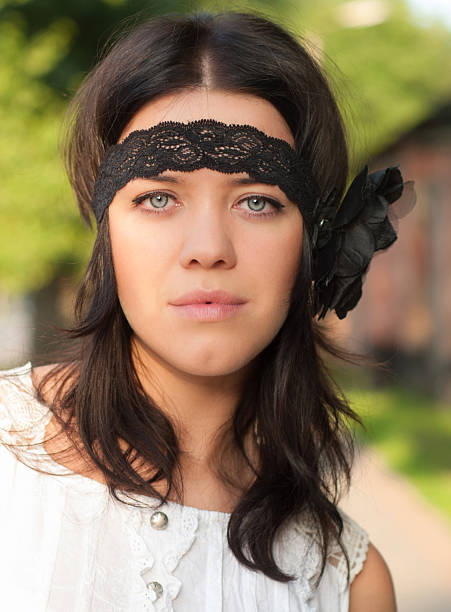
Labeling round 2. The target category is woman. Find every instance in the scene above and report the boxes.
[0,9,405,611]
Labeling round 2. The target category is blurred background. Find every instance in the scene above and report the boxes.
[0,0,450,609]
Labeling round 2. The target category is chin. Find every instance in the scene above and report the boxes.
[170,352,255,378]
[133,329,273,378]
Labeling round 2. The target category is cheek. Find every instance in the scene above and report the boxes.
[249,220,303,311]
[109,216,170,316]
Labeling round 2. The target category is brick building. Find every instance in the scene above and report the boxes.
[334,102,451,401]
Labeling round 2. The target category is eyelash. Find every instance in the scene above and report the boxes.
[131,190,285,218]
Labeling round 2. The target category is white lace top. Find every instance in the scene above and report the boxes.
[0,363,369,612]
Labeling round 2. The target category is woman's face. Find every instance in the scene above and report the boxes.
[108,89,303,379]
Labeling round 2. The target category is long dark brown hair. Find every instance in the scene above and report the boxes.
[7,8,373,587]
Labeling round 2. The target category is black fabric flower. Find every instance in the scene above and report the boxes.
[312,165,405,320]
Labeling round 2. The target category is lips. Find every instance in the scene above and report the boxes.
[170,289,247,306]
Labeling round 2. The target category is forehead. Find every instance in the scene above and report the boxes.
[119,88,295,148]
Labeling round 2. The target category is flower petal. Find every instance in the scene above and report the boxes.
[333,166,369,228]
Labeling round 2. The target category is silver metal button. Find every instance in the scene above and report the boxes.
[148,581,163,599]
[150,510,168,530]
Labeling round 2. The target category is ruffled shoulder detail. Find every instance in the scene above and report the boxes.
[0,362,52,446]
[273,513,325,609]
[327,508,369,591]
[277,508,369,607]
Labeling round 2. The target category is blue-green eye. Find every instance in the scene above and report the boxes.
[132,191,176,213]
[131,191,285,218]
[239,196,285,217]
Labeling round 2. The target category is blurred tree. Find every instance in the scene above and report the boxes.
[0,0,450,296]
[320,0,451,162]
[0,11,89,294]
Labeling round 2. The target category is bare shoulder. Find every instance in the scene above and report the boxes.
[31,363,75,404]
[31,363,60,387]
[349,541,396,611]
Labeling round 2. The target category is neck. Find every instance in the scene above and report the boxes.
[131,336,254,468]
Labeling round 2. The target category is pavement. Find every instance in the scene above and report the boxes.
[339,446,451,612]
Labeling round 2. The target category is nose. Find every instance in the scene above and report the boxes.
[179,205,237,269]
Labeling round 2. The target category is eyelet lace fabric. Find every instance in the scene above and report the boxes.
[327,511,370,592]
[91,119,319,227]
[0,364,369,611]
[0,362,54,466]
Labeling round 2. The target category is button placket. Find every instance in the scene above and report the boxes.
[126,501,200,609]
[137,510,169,602]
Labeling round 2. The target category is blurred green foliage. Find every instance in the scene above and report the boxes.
[347,385,451,520]
[0,14,89,292]
[1,0,451,293]
[323,2,451,159]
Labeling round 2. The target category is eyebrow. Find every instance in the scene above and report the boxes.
[137,175,271,186]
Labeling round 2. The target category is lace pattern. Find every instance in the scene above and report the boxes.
[327,508,370,591]
[0,362,52,459]
[1,364,369,610]
[285,508,369,608]
[274,516,324,611]
[91,119,320,227]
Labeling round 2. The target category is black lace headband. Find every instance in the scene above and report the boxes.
[91,118,415,320]
[91,118,320,228]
